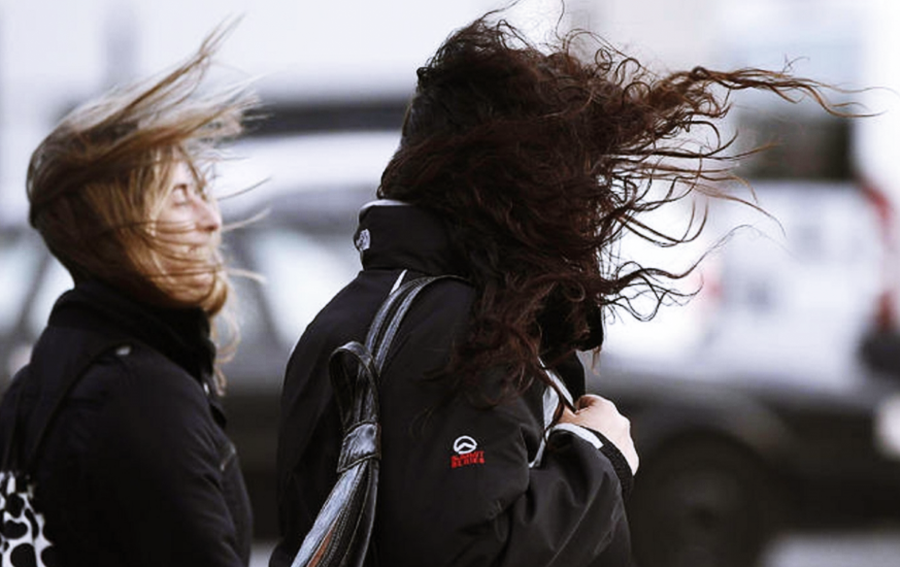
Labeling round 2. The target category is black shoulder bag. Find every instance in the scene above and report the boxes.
[291,275,455,567]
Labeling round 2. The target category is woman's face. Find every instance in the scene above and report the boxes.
[152,161,223,304]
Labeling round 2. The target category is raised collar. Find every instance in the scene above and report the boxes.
[354,200,467,277]
[48,280,216,384]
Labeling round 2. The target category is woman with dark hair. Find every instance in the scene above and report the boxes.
[0,27,257,567]
[272,14,844,567]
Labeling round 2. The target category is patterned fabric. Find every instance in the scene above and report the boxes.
[0,471,55,567]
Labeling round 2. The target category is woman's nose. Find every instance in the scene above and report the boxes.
[195,197,222,232]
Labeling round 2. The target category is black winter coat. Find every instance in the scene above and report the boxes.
[271,202,634,567]
[0,280,252,567]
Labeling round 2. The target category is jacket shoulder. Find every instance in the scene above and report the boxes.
[72,341,206,406]
[403,277,475,327]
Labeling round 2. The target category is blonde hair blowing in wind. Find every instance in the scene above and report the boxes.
[26,22,258,317]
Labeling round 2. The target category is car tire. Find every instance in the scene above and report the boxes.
[628,436,783,567]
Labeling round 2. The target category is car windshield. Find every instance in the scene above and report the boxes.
[245,227,359,348]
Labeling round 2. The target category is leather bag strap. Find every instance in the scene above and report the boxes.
[291,274,463,567]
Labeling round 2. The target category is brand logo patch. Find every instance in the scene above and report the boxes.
[451,435,485,468]
[354,229,371,252]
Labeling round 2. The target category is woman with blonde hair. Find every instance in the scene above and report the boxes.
[0,26,257,567]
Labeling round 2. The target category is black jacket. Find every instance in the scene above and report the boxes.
[272,202,634,567]
[0,280,252,567]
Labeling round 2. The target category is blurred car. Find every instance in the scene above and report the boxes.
[592,352,900,567]
[4,132,900,567]
[597,177,900,567]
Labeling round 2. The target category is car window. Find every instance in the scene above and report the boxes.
[0,232,44,334]
[27,259,73,336]
[246,228,358,347]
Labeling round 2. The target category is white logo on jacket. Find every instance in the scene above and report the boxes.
[354,229,371,252]
[453,435,478,455]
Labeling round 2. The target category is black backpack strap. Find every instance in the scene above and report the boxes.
[292,274,464,567]
[330,275,464,432]
[17,330,132,475]
[365,275,461,372]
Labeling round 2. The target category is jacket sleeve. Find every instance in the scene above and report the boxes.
[374,287,633,567]
[87,355,250,567]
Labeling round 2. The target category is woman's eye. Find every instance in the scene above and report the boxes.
[171,185,190,204]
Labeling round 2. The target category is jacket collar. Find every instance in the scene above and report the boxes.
[355,202,587,397]
[354,200,467,277]
[48,280,216,384]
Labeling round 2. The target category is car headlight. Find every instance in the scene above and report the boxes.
[875,394,900,460]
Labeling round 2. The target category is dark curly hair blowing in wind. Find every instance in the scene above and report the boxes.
[378,17,847,399]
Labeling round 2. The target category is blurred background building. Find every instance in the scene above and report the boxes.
[1,0,896,210]
[3,1,900,566]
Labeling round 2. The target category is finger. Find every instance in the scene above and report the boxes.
[558,405,578,423]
